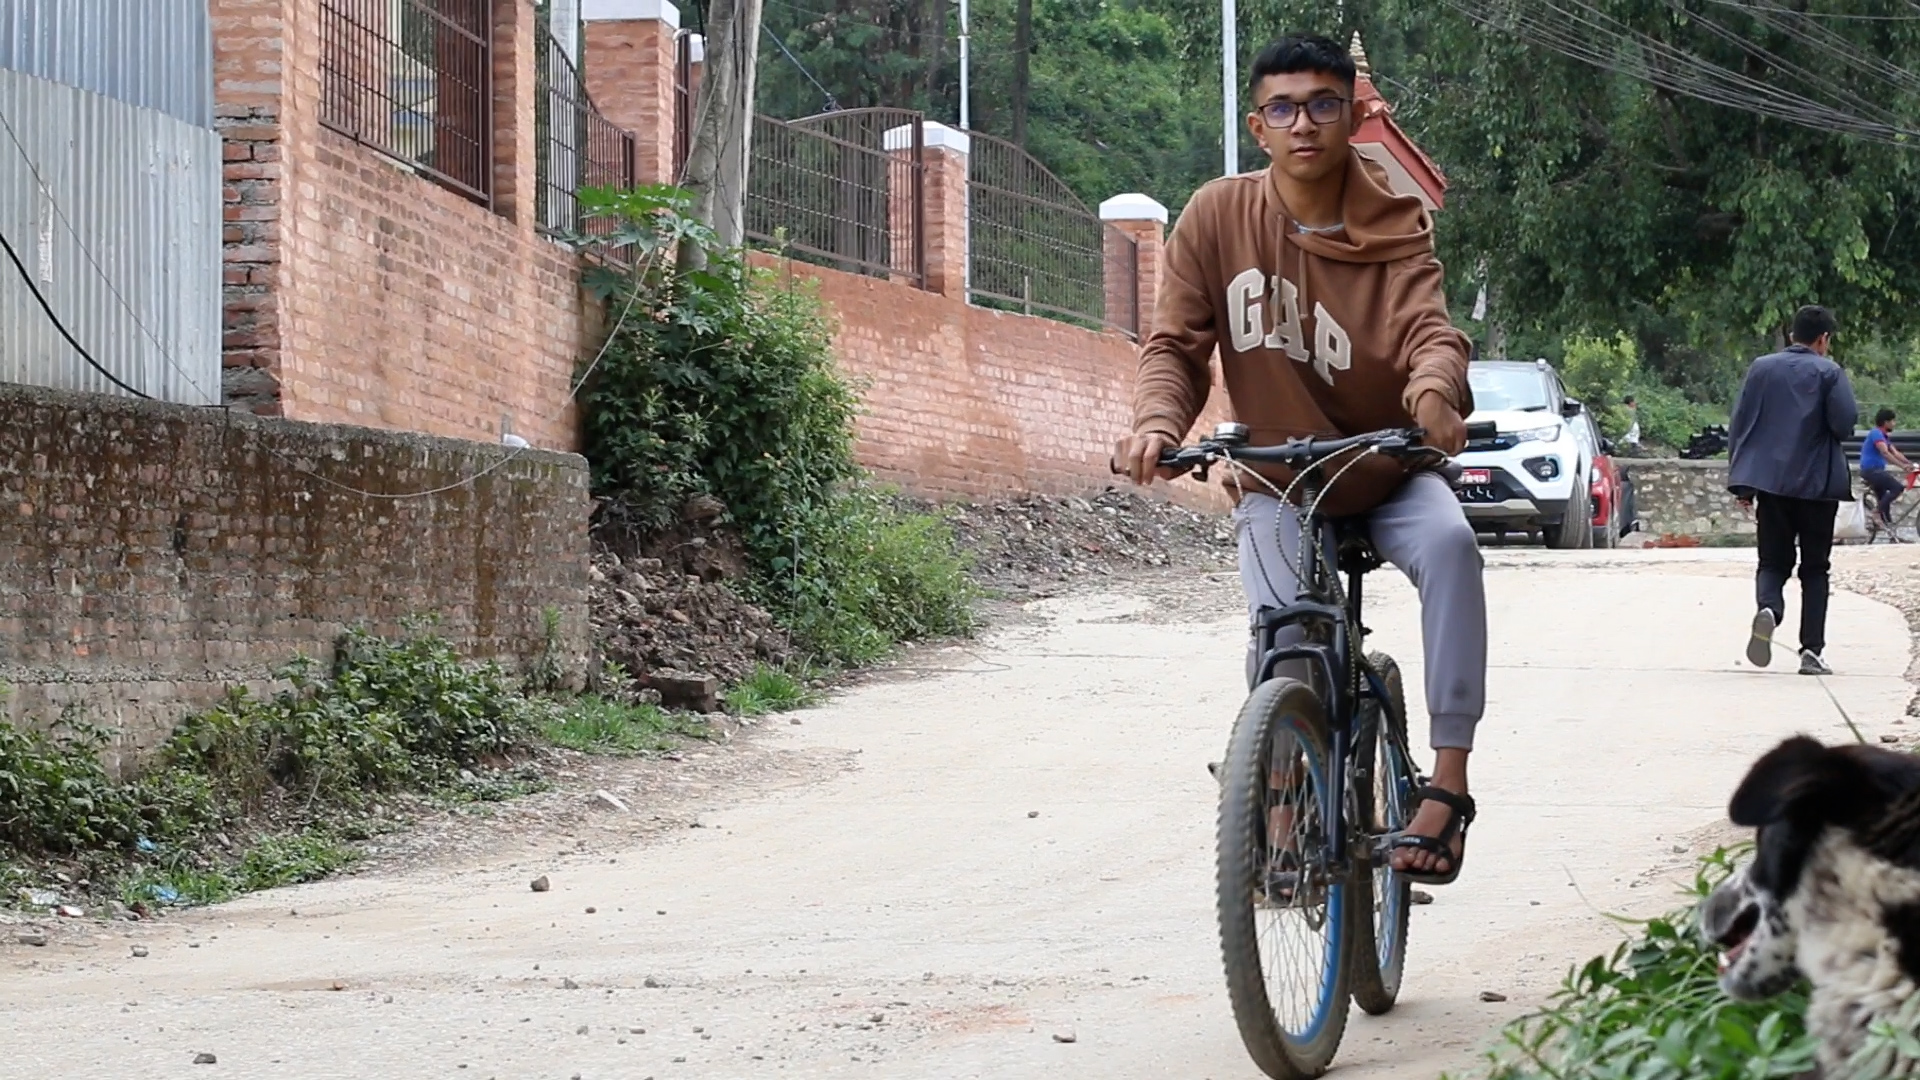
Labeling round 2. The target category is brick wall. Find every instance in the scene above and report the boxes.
[754,255,1232,509]
[210,0,593,450]
[0,383,591,766]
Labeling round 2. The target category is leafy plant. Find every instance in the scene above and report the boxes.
[540,696,708,755]
[572,187,976,665]
[1482,847,1815,1080]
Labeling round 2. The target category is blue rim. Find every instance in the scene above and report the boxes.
[1272,714,1346,1046]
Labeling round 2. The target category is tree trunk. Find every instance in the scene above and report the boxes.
[678,0,766,269]
[1012,0,1032,146]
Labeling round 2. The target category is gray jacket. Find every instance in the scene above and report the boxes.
[1727,344,1858,502]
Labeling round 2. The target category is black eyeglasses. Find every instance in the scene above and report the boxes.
[1257,96,1350,128]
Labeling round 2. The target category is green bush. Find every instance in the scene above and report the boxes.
[781,487,976,666]
[1482,847,1815,1080]
[573,187,975,665]
[168,628,541,810]
[574,185,860,561]
[1558,331,1728,447]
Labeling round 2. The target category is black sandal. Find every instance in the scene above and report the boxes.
[1389,786,1475,886]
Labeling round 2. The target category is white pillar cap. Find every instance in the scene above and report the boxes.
[583,0,680,29]
[1099,193,1168,224]
[884,121,971,155]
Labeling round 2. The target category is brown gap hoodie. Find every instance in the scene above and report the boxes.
[1133,151,1473,518]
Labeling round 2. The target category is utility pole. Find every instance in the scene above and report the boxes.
[1222,0,1237,175]
[958,0,971,129]
[678,0,767,267]
[1012,0,1032,145]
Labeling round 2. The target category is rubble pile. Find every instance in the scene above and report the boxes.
[935,487,1233,593]
[589,551,790,696]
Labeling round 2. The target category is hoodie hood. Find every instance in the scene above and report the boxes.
[1267,150,1436,265]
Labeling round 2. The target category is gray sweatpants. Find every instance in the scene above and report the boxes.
[1234,472,1488,751]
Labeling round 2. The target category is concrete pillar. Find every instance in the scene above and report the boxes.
[582,0,680,184]
[1099,193,1168,339]
[887,121,969,299]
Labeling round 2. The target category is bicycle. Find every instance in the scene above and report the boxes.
[1120,419,1492,1079]
[1865,465,1920,544]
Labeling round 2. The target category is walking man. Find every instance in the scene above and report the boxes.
[1729,305,1859,675]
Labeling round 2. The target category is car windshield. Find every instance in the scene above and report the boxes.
[1468,367,1552,412]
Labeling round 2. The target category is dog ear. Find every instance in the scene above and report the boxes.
[1728,736,1868,828]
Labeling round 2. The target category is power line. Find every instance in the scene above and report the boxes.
[0,224,154,399]
[1439,0,1920,147]
[763,22,840,111]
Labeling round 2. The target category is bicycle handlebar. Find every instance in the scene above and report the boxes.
[1108,421,1500,479]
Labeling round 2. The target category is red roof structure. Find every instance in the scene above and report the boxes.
[1348,33,1448,211]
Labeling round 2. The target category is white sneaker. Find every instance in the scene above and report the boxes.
[1747,609,1776,668]
[1799,650,1833,676]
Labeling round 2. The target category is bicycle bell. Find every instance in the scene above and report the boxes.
[1211,422,1251,447]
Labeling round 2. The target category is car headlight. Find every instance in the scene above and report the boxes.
[1511,424,1562,444]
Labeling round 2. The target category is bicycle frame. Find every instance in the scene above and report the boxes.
[1247,477,1413,873]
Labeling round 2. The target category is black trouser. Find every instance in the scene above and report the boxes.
[1864,467,1904,524]
[1755,494,1837,655]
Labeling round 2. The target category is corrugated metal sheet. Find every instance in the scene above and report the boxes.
[0,0,212,127]
[0,68,221,406]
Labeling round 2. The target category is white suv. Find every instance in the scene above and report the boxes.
[1454,359,1594,548]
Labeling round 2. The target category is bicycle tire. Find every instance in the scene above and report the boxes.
[1217,677,1352,1079]
[1349,653,1413,1016]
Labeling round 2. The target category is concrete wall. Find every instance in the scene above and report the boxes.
[1627,459,1870,540]
[0,383,590,764]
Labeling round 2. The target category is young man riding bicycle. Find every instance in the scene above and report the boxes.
[1114,33,1486,886]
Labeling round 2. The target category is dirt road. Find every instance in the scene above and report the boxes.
[3,548,1913,1080]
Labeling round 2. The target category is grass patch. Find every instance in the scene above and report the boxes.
[541,695,709,755]
[118,831,361,909]
[723,665,819,716]
[1478,846,1816,1080]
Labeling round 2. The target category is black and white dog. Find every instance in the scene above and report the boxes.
[1702,736,1920,1076]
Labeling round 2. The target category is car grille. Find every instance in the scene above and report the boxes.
[1455,465,1529,505]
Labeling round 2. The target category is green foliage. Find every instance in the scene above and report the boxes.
[0,719,195,855]
[723,665,819,716]
[779,487,977,666]
[1629,381,1728,452]
[575,185,861,560]
[169,628,541,810]
[528,606,567,694]
[540,696,708,755]
[1560,331,1642,435]
[573,188,976,665]
[1482,847,1815,1080]
[118,831,360,909]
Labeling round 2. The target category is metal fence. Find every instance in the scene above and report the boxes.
[318,0,493,206]
[747,108,924,286]
[0,67,221,405]
[534,21,634,238]
[968,132,1136,337]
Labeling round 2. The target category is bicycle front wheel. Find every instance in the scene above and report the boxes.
[1217,677,1351,1079]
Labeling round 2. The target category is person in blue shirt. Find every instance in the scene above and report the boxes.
[1860,407,1913,534]
[1728,305,1858,676]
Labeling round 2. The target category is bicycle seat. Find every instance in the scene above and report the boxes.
[1333,519,1384,575]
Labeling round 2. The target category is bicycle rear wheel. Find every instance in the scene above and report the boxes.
[1349,653,1413,1015]
[1217,677,1351,1079]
